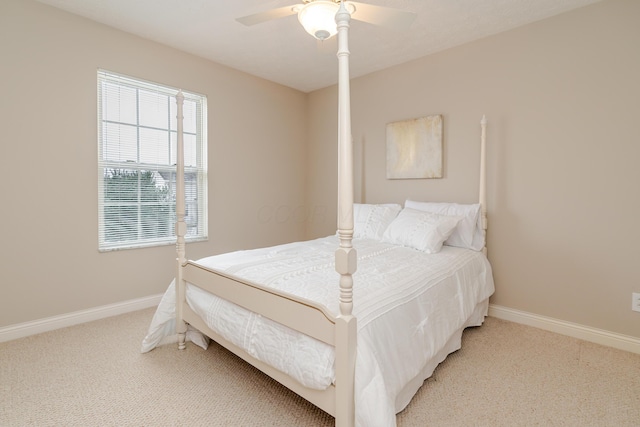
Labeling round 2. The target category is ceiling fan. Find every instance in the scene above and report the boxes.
[236,0,417,41]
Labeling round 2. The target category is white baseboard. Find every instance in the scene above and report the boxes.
[0,294,163,343]
[3,299,637,354]
[489,304,640,355]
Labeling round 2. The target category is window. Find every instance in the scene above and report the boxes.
[97,70,207,251]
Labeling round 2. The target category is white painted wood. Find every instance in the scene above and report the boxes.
[333,3,356,426]
[0,294,162,343]
[489,304,640,355]
[334,312,356,427]
[175,91,187,350]
[182,304,338,416]
[183,262,337,345]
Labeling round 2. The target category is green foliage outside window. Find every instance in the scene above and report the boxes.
[102,169,174,243]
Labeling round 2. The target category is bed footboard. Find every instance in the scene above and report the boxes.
[182,261,339,345]
[177,260,356,422]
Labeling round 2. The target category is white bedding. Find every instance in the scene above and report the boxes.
[142,236,494,427]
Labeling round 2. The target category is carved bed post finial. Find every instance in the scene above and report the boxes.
[175,91,187,349]
[335,0,356,318]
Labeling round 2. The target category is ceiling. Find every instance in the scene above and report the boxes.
[36,0,600,93]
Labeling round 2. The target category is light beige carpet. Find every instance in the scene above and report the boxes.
[1,308,638,426]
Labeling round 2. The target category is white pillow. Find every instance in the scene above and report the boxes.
[352,203,402,240]
[404,200,485,251]
[381,208,461,253]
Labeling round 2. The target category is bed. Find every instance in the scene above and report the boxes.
[141,4,494,427]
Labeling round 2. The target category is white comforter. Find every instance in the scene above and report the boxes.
[142,236,494,427]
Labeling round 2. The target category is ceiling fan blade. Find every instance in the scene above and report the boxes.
[236,4,300,26]
[348,1,416,31]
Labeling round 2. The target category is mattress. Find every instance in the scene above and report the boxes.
[142,235,494,427]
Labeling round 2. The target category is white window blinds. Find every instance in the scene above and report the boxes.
[97,70,208,251]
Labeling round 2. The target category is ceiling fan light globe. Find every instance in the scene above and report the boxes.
[315,29,331,40]
[298,1,339,40]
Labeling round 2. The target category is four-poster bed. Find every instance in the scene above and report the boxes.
[142,3,493,427]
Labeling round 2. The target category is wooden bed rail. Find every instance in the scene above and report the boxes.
[179,258,356,421]
[183,261,338,345]
[180,302,340,416]
[180,256,358,419]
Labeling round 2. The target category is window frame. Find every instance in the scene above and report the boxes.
[97,70,208,251]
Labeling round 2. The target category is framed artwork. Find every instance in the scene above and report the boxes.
[386,114,443,179]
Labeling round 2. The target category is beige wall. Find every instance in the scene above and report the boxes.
[2,0,638,342]
[0,0,308,327]
[307,0,640,339]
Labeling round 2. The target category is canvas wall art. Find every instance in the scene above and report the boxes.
[386,114,443,179]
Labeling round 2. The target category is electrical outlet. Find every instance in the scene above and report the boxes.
[633,293,640,313]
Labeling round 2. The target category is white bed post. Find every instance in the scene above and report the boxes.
[479,115,488,255]
[175,91,187,350]
[334,2,357,426]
